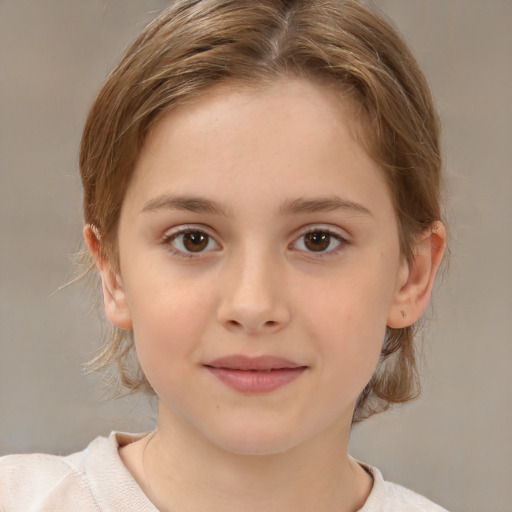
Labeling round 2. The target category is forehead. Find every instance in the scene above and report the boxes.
[125,77,391,219]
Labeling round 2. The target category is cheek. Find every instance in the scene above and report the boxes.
[299,262,396,381]
[125,277,216,386]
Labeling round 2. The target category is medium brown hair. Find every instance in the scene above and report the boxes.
[80,0,443,423]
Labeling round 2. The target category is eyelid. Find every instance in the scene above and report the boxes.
[294,224,350,240]
[162,223,216,239]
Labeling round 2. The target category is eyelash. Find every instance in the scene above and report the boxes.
[161,225,349,259]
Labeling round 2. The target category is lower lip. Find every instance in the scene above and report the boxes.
[206,367,307,393]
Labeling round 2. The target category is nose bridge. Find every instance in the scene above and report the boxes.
[217,241,290,333]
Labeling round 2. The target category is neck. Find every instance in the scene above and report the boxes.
[138,406,372,512]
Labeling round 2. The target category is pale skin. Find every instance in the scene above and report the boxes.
[85,78,445,511]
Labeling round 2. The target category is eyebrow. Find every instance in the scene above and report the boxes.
[280,196,373,217]
[141,195,232,217]
[141,194,372,217]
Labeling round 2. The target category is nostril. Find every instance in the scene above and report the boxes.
[224,318,279,331]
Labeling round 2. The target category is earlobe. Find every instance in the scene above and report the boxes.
[387,222,446,328]
[83,224,133,330]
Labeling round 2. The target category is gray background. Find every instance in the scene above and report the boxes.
[1,1,511,510]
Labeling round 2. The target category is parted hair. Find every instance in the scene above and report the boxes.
[80,0,443,423]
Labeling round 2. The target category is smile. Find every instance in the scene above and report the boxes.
[204,355,308,393]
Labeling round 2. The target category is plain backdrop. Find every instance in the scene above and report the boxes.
[1,1,511,511]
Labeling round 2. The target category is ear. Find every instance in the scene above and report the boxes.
[387,222,446,328]
[83,224,133,330]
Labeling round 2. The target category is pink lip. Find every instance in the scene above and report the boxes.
[204,355,307,393]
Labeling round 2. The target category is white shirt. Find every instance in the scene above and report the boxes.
[0,432,449,511]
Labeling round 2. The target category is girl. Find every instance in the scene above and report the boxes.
[0,1,448,510]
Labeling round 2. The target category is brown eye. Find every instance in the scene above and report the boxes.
[293,229,344,254]
[182,231,209,252]
[303,232,331,252]
[167,229,220,255]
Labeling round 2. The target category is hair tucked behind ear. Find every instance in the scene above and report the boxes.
[79,0,444,423]
[353,326,419,423]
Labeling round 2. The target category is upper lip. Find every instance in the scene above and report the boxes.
[204,355,306,371]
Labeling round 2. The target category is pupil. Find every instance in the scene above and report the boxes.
[305,232,330,252]
[184,232,208,252]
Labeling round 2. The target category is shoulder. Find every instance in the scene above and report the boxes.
[0,432,155,512]
[379,480,449,511]
[0,436,106,511]
[359,462,450,512]
[0,445,97,511]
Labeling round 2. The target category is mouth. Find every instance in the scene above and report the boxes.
[204,355,308,393]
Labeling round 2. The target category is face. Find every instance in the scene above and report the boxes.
[106,78,411,455]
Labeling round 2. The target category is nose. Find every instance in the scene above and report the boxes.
[217,250,291,335]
